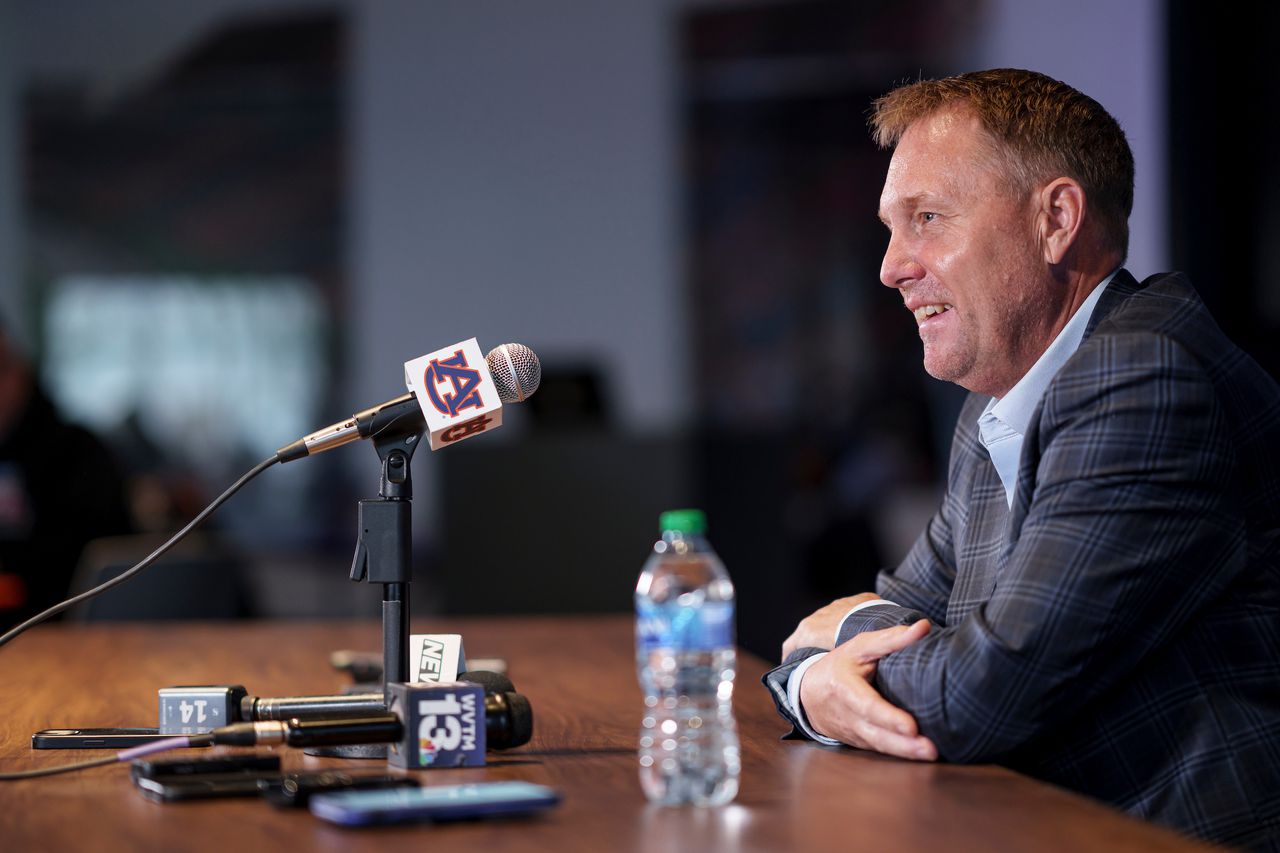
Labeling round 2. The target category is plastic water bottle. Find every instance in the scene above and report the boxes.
[635,508,739,806]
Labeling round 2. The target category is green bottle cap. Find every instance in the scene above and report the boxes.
[658,509,706,535]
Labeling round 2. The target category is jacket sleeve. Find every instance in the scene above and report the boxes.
[855,333,1244,763]
[838,395,991,637]
[761,647,833,739]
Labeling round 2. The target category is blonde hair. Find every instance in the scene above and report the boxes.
[872,69,1134,258]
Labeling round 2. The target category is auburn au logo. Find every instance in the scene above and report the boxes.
[440,414,493,443]
[422,350,485,417]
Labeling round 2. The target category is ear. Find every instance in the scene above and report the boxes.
[1036,177,1085,265]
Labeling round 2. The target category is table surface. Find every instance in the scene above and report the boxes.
[0,616,1212,852]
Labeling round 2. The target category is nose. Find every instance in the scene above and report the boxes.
[879,231,924,290]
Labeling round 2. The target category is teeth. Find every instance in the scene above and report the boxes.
[913,303,953,322]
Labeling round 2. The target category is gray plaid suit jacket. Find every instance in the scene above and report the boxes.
[764,270,1280,850]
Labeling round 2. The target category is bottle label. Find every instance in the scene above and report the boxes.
[636,600,734,652]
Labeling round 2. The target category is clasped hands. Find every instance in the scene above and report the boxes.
[782,594,937,762]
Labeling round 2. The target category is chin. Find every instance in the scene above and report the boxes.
[922,354,981,392]
[921,350,959,384]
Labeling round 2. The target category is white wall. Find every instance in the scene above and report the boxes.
[14,0,318,96]
[1,0,1170,497]
[973,0,1168,276]
[346,0,686,535]
[15,0,690,430]
[348,0,686,432]
[3,0,1166,415]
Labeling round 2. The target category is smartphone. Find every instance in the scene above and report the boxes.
[309,781,561,827]
[134,770,417,805]
[261,772,419,808]
[131,754,280,782]
[31,728,211,749]
[134,772,277,803]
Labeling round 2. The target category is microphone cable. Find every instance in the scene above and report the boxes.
[0,455,279,650]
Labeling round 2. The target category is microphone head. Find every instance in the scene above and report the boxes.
[459,669,516,695]
[486,343,541,404]
[484,691,534,749]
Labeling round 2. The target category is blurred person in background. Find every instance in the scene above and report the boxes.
[0,320,133,627]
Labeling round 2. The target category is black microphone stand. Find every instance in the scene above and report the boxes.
[309,404,423,759]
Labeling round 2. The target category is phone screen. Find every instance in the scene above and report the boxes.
[309,781,561,826]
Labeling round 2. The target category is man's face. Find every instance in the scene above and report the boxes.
[878,110,1056,398]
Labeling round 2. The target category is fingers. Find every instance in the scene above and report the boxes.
[850,619,931,663]
[781,594,880,662]
[781,629,805,662]
[781,620,836,662]
[802,650,935,758]
[798,622,939,761]
[807,675,937,761]
[781,630,799,662]
[791,616,930,666]
[849,717,938,762]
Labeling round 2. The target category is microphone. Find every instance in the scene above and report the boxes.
[242,691,384,723]
[455,670,516,696]
[484,342,541,404]
[207,682,533,767]
[211,715,405,749]
[239,671,517,727]
[276,341,541,463]
[159,671,522,749]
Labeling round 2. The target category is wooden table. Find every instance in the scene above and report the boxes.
[0,616,1210,851]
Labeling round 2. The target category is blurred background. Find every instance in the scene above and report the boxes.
[0,0,1273,659]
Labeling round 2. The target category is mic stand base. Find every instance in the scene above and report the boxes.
[304,743,389,759]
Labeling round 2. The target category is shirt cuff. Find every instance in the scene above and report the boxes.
[834,599,900,645]
[785,653,842,746]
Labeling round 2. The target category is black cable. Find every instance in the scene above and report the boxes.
[0,455,279,650]
[0,754,119,780]
[0,456,275,782]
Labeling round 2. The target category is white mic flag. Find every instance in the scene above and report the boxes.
[404,338,503,451]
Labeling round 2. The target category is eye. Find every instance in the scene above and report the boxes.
[919,212,938,224]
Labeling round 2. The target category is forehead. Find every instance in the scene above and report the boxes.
[878,110,1000,214]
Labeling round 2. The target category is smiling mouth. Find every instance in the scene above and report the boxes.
[913,303,953,322]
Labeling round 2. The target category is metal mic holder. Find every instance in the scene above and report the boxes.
[308,425,421,759]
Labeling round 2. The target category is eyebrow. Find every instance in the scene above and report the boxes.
[878,192,947,226]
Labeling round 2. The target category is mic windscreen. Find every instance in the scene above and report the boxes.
[487,691,533,749]
[459,670,516,695]
[486,343,541,403]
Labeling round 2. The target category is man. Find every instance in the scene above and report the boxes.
[765,69,1280,850]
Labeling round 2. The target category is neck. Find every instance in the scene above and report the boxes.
[977,258,1119,399]
[1051,251,1121,331]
